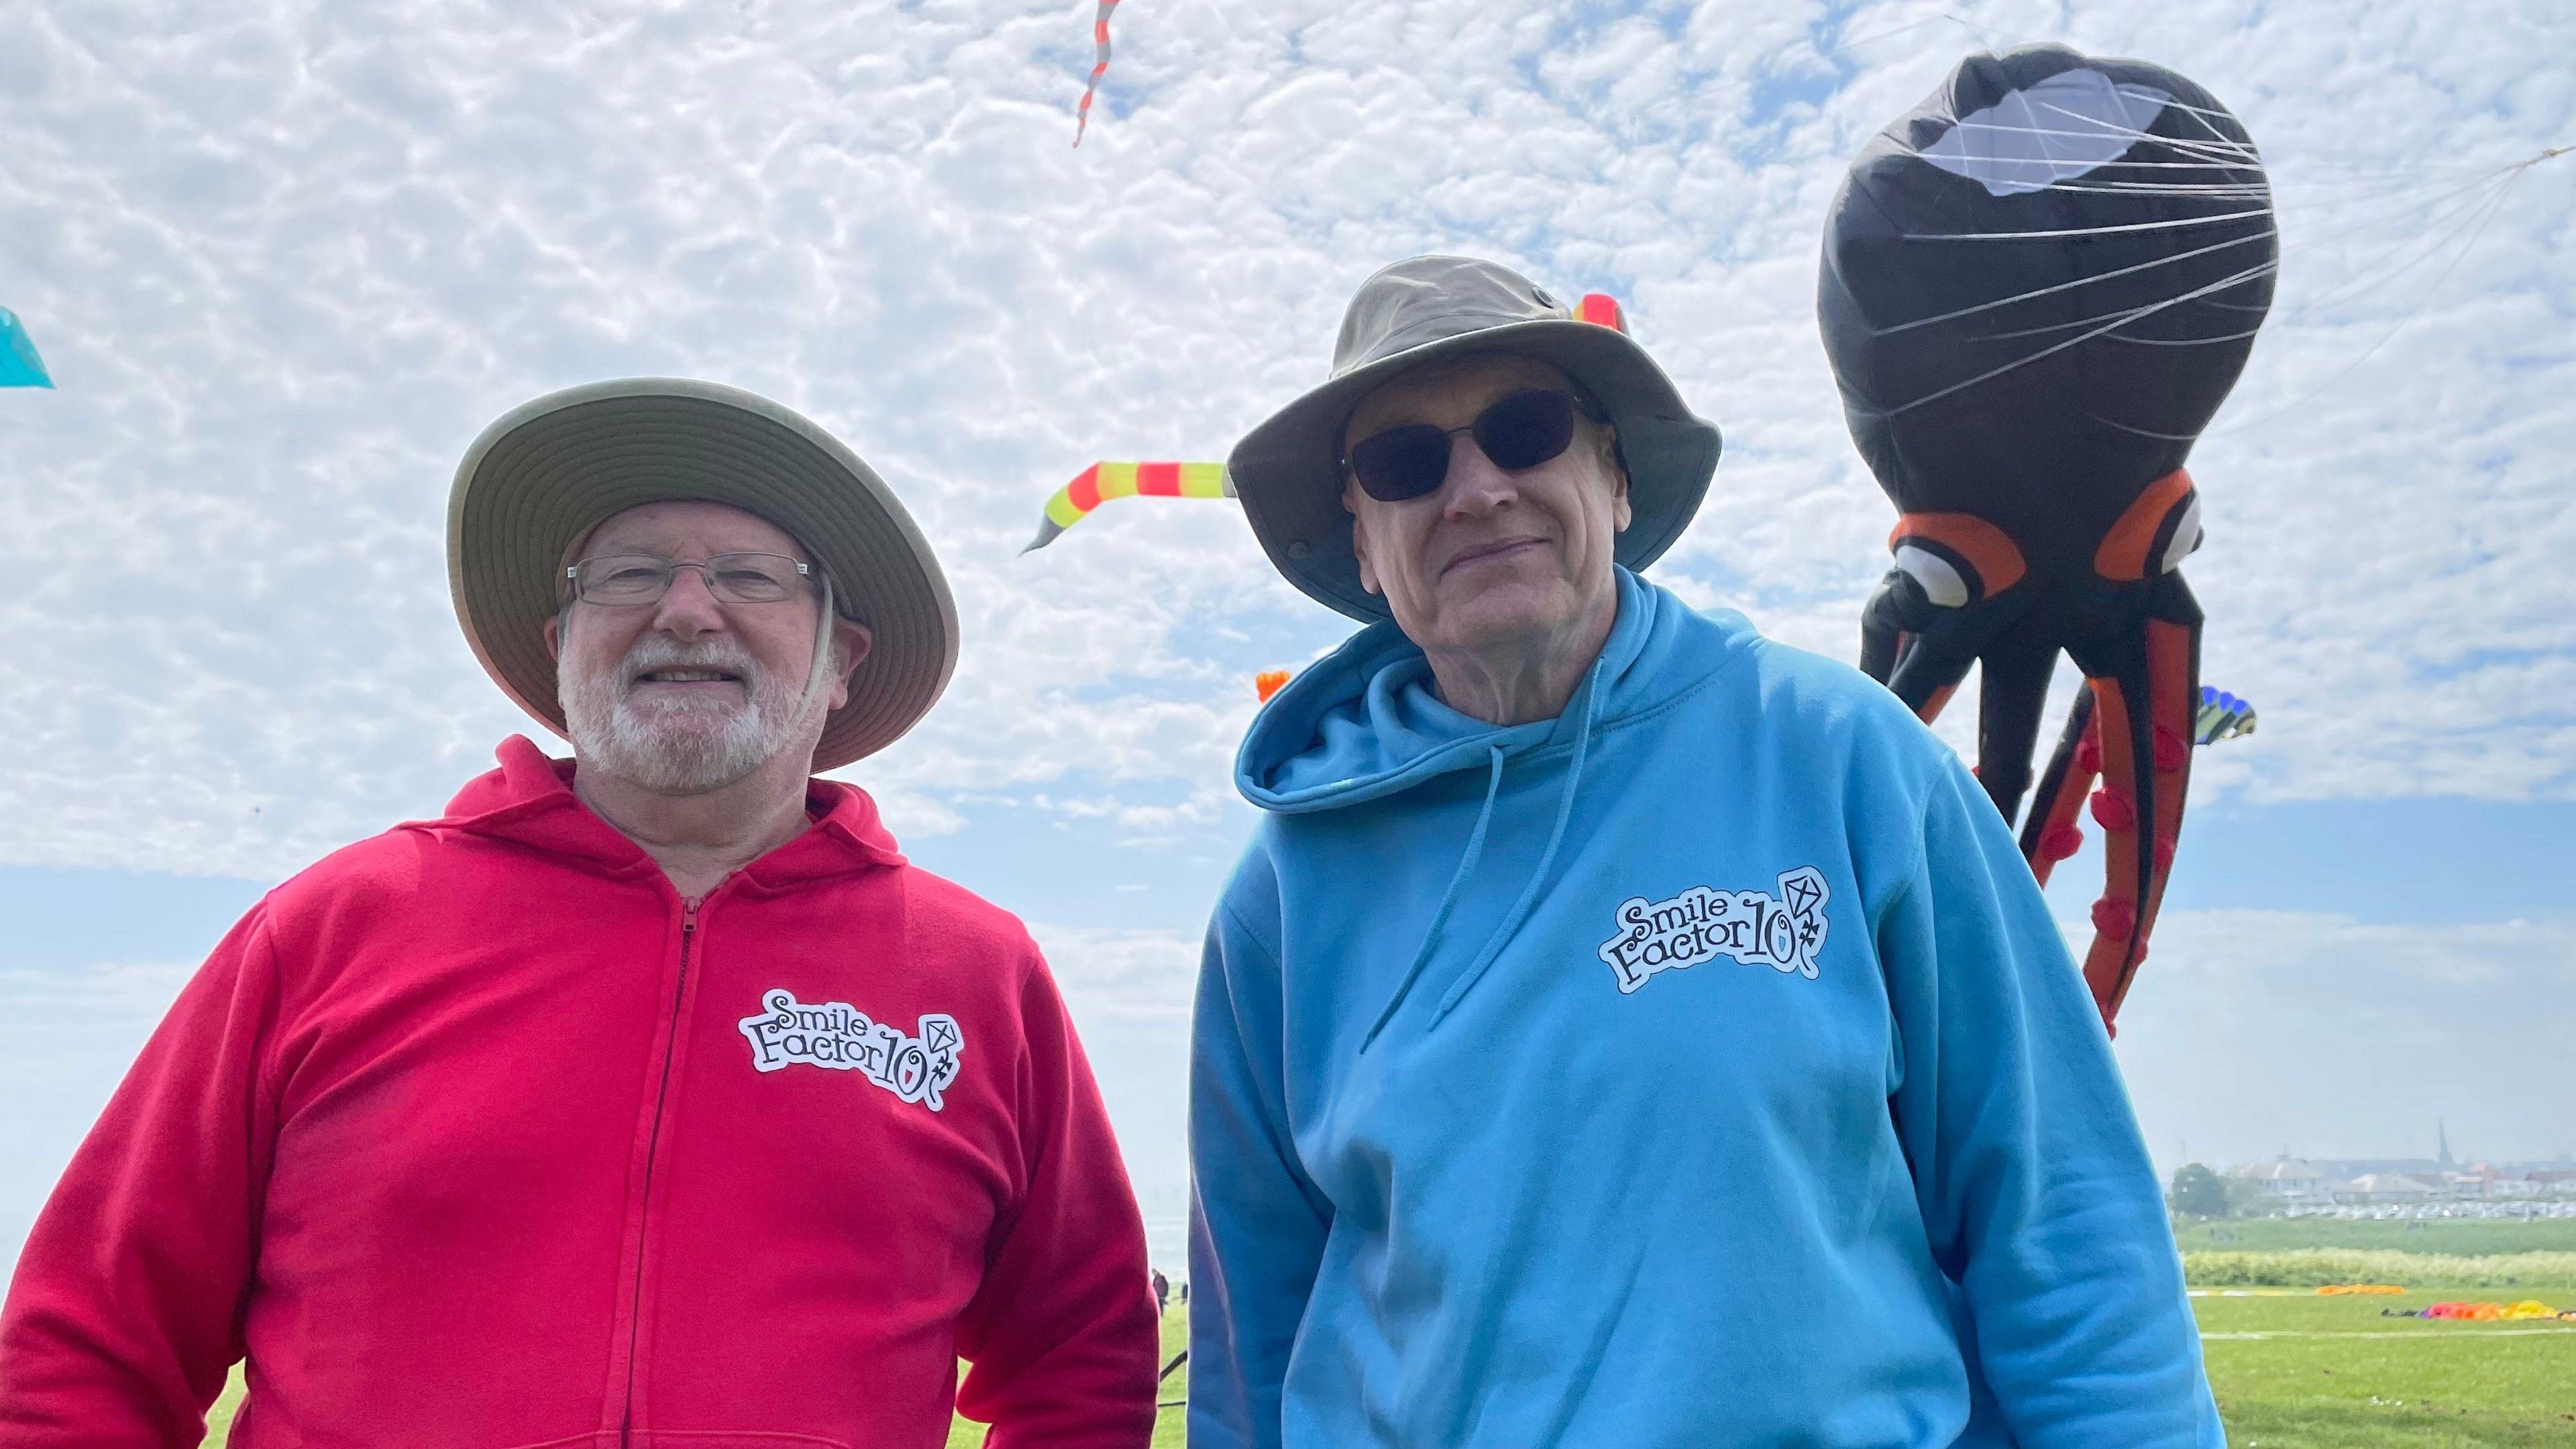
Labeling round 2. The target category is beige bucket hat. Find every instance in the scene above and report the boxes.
[447,378,959,772]
[1229,255,1722,621]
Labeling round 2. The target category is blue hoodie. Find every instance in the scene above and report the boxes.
[1188,570,2219,1448]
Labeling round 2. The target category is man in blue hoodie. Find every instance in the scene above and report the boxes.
[1190,255,2222,1448]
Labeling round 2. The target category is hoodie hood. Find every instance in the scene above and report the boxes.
[424,735,908,888]
[1238,568,1746,814]
[1236,571,1762,1044]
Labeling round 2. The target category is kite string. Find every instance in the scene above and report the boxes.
[1907,205,2277,241]
[1960,158,2520,332]
[2029,97,2263,164]
[1890,258,2282,415]
[1876,227,2275,336]
[2209,165,2535,435]
[1870,133,2552,370]
[2265,169,2527,324]
[1827,11,2004,55]
[1878,154,2525,383]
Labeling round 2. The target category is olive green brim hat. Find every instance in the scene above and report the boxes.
[1228,254,1723,622]
[447,378,959,772]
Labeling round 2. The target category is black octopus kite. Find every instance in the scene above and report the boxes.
[1819,44,2277,1030]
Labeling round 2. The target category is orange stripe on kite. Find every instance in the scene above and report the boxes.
[1022,460,1236,553]
[2094,468,2196,582]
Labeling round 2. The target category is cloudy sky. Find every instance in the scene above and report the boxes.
[2,0,2571,1274]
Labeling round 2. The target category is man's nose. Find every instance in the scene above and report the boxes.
[650,566,728,639]
[1440,437,1520,517]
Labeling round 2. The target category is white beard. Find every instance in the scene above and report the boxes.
[561,632,815,794]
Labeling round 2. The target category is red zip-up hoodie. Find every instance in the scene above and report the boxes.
[0,737,1157,1448]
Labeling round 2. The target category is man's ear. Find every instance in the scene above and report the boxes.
[543,613,564,661]
[826,619,873,712]
[1605,431,1634,534]
[1344,478,1384,596]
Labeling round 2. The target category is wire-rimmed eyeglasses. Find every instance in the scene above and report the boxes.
[565,553,814,606]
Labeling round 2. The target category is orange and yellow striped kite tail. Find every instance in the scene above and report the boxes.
[1022,460,1233,553]
[1022,291,1624,551]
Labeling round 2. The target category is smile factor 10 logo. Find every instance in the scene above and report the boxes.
[738,988,965,1111]
[1597,867,1831,994]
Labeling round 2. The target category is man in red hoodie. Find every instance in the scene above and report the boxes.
[0,380,1159,1447]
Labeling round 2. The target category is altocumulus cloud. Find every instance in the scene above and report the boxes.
[0,0,2567,881]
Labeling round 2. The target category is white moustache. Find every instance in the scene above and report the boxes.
[617,637,763,693]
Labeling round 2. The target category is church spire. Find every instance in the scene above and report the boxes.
[2438,1118,2456,1171]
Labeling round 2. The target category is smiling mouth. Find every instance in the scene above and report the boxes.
[1441,537,1549,577]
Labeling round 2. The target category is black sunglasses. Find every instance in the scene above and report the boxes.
[1343,389,1602,502]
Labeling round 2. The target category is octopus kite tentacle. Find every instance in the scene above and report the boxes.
[2048,579,2202,1028]
[1073,0,1120,147]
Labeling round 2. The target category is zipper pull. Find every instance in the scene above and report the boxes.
[682,897,702,934]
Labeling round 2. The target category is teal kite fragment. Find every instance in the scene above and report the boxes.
[1,308,55,388]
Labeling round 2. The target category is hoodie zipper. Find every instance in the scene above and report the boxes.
[618,894,699,1446]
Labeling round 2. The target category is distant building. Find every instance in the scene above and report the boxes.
[2336,1173,2442,1203]
[2309,1159,2444,1181]
[2230,1159,2331,1204]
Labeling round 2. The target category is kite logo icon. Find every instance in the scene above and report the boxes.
[1597,868,1831,994]
[737,988,965,1111]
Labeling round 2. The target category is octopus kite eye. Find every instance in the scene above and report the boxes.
[2094,470,2200,582]
[1884,511,2025,600]
[1892,543,1972,607]
[2156,491,2205,574]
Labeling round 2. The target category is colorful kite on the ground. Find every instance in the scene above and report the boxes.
[1825,44,2277,1032]
[2194,686,2257,746]
[1022,460,1231,553]
[0,309,54,388]
[2386,1299,2574,1322]
[1073,0,1120,146]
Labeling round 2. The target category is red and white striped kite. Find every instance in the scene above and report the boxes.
[1073,0,1120,146]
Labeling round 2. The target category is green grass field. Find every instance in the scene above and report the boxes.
[198,1258,2576,1448]
[2195,1285,2576,1446]
[2176,1217,2576,1257]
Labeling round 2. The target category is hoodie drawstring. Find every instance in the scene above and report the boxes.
[1358,744,1507,1051]
[1357,651,1609,1049]
[1426,654,1604,1027]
